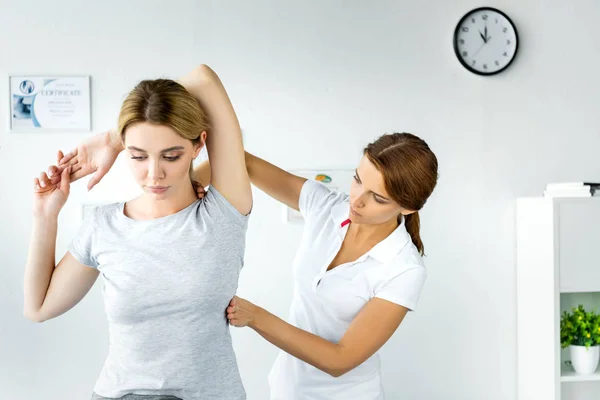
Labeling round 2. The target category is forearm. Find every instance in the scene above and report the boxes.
[250,307,346,377]
[194,150,302,209]
[23,218,59,319]
[178,65,242,146]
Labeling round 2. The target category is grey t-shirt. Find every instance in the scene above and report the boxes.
[69,187,248,400]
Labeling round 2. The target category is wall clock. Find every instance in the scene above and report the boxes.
[453,7,518,75]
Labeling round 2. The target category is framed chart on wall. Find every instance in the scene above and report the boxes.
[283,169,354,223]
[9,75,91,133]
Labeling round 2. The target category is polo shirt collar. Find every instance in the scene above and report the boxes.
[330,202,411,263]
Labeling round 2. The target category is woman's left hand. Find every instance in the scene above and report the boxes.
[227,296,259,328]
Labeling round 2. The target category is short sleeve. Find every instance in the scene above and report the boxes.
[374,267,427,311]
[298,180,345,222]
[202,185,250,228]
[68,207,99,269]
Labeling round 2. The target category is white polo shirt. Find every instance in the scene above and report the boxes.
[268,180,427,400]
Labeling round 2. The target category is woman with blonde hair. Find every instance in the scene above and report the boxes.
[24,65,251,400]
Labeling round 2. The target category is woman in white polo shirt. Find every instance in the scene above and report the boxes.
[53,131,438,399]
[209,132,437,399]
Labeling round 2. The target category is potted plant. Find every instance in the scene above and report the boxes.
[561,305,600,374]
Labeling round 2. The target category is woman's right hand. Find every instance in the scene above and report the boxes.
[33,165,72,219]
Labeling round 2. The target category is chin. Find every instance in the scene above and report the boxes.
[348,214,361,224]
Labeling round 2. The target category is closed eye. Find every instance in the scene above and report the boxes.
[130,155,181,162]
[373,195,387,204]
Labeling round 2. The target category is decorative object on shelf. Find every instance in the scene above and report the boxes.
[453,7,518,75]
[561,305,600,374]
[544,182,600,198]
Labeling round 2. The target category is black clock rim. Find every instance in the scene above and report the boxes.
[453,7,519,76]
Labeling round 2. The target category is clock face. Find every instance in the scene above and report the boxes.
[454,7,518,75]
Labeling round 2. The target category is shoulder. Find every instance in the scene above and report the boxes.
[299,180,349,220]
[382,249,427,283]
[373,256,427,311]
[198,186,250,228]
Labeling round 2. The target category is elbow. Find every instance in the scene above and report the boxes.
[324,354,355,378]
[327,366,351,378]
[23,309,45,323]
[192,64,216,82]
[327,369,344,378]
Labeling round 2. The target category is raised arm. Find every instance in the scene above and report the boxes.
[178,65,252,215]
[194,151,306,211]
[57,66,252,210]
[24,167,99,322]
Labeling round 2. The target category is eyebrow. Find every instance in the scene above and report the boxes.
[355,170,391,201]
[127,146,185,153]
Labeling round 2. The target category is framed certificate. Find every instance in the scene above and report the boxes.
[9,75,91,133]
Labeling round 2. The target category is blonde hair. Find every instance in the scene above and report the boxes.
[117,79,209,178]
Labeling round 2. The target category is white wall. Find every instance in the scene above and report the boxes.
[1,0,600,399]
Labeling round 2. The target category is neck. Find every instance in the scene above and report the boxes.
[346,216,399,245]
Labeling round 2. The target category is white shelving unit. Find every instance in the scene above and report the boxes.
[561,363,600,383]
[517,197,600,400]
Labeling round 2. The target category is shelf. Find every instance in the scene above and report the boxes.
[561,361,600,382]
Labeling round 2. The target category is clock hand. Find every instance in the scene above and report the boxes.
[479,30,487,43]
[473,42,486,57]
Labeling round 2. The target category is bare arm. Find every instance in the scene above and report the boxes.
[228,297,409,377]
[194,151,306,211]
[24,167,99,323]
[178,65,252,215]
[24,238,99,322]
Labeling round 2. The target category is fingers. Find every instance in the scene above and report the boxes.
[39,172,50,188]
[87,166,109,191]
[46,165,61,186]
[60,166,72,192]
[226,304,238,324]
[57,150,64,164]
[69,162,83,175]
[47,165,58,178]
[192,181,206,199]
[70,165,88,183]
[58,148,77,166]
[34,171,55,194]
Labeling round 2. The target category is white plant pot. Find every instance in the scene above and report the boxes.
[569,345,600,374]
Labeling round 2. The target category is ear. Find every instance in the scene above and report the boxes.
[193,131,207,158]
[399,209,417,216]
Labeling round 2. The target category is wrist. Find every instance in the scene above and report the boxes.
[32,213,59,227]
[249,305,267,330]
[105,129,124,153]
